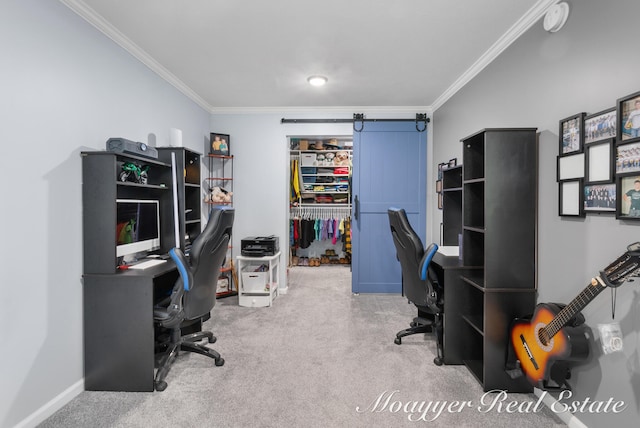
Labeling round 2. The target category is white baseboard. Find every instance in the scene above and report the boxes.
[534,387,588,428]
[14,380,84,428]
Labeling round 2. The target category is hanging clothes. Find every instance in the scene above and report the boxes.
[290,159,301,202]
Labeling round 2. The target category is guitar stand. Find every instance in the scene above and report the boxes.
[539,361,573,391]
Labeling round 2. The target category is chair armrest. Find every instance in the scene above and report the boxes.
[419,243,439,281]
[169,248,194,291]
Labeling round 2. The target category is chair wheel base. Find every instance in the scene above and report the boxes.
[215,357,225,366]
[154,381,167,391]
[394,337,402,345]
[434,357,443,366]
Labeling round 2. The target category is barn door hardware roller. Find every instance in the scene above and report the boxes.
[280,113,429,132]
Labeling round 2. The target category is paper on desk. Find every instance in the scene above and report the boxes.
[437,246,459,257]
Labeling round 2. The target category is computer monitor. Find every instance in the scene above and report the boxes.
[116,199,161,259]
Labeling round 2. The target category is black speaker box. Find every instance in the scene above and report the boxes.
[106,137,158,159]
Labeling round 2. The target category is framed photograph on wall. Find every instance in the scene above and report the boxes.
[585,139,614,184]
[210,133,230,155]
[559,179,585,217]
[616,140,640,174]
[584,108,616,144]
[557,153,585,181]
[617,90,640,144]
[616,173,640,219]
[584,183,616,213]
[559,112,586,155]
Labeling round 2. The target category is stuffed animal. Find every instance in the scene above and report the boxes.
[205,186,233,204]
[334,151,350,166]
[324,152,335,165]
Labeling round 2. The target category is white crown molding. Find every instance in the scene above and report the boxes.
[431,0,559,112]
[59,0,214,113]
[210,105,433,116]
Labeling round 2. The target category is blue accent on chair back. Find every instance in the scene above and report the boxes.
[169,247,191,291]
[420,243,439,281]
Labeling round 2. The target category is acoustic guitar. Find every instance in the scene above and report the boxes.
[510,242,640,387]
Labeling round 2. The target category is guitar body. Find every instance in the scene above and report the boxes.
[511,303,589,386]
[509,243,640,388]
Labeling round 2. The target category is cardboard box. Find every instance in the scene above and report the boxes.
[300,153,316,166]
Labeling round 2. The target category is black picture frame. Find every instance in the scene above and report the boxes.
[616,173,640,219]
[584,183,616,213]
[584,107,616,145]
[585,138,614,184]
[210,133,230,155]
[559,179,585,217]
[559,112,586,156]
[557,153,585,182]
[617,90,640,145]
[616,140,640,174]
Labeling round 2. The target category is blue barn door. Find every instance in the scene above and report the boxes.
[351,121,426,294]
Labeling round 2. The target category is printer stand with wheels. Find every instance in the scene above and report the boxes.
[237,251,281,307]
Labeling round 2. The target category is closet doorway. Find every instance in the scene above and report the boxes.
[289,136,353,271]
[287,121,427,295]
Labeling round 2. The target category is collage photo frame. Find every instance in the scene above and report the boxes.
[556,89,640,220]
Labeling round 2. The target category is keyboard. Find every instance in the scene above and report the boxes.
[129,259,167,270]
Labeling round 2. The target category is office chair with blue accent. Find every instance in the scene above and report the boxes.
[153,206,234,391]
[388,207,444,366]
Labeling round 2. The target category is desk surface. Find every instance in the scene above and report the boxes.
[118,260,176,277]
[432,251,476,269]
[84,260,176,279]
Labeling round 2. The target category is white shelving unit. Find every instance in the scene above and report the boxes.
[289,136,352,207]
[237,251,281,307]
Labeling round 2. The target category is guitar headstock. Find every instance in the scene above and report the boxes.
[600,242,640,288]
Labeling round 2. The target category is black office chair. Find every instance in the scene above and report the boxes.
[388,207,444,365]
[153,206,234,391]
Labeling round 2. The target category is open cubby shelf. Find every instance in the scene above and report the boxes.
[457,128,538,393]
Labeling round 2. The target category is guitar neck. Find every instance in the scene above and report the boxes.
[545,277,605,338]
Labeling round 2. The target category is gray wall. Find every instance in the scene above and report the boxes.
[0,1,210,426]
[433,1,640,426]
[210,113,351,292]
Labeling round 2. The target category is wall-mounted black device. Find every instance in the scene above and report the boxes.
[106,137,158,159]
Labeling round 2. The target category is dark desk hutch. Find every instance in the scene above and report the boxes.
[450,128,537,392]
[157,148,202,251]
[441,164,463,246]
[81,149,197,391]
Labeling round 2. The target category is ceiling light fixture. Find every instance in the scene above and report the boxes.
[307,75,328,87]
